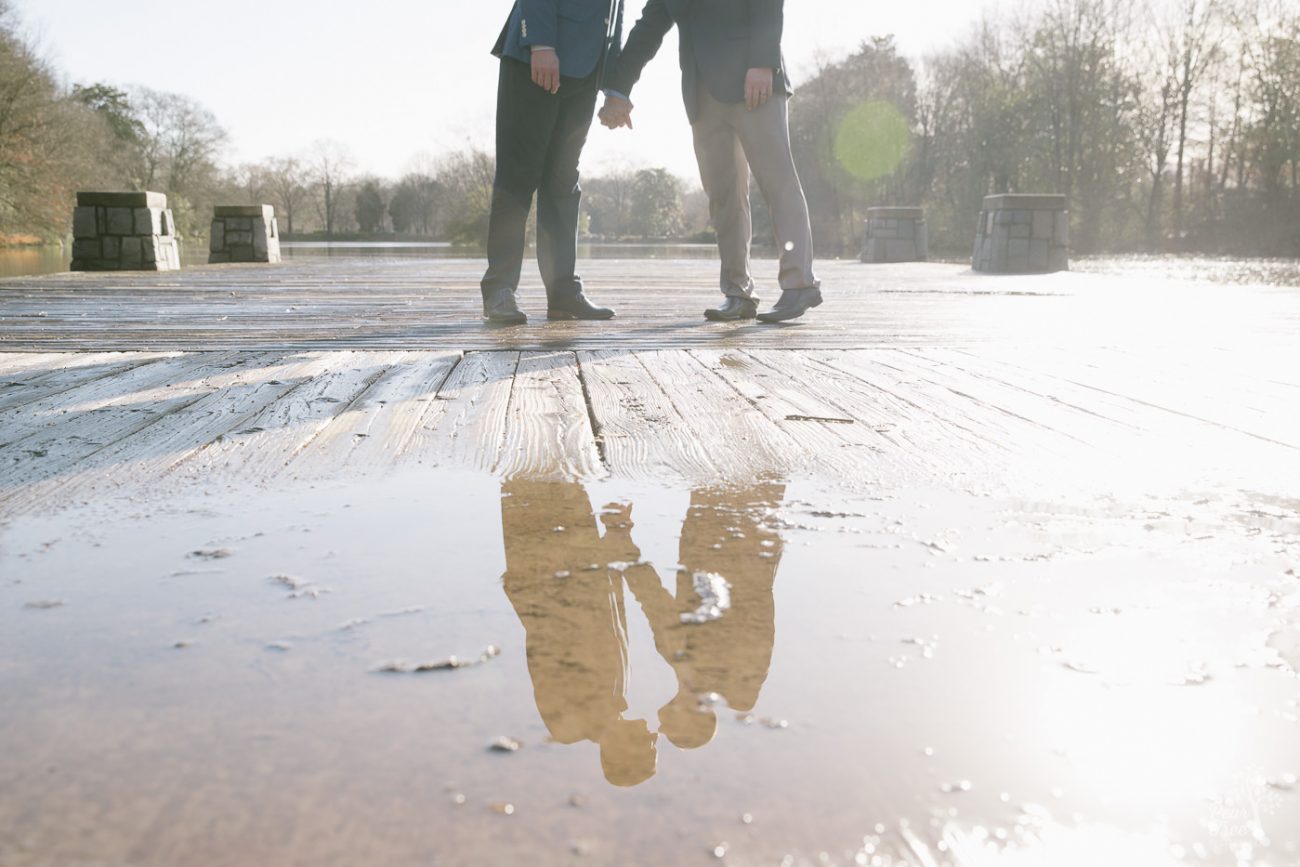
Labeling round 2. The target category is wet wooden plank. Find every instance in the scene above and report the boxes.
[0,353,243,497]
[687,349,884,482]
[280,350,462,479]
[0,352,176,413]
[577,349,718,482]
[497,351,604,481]
[632,349,797,482]
[0,353,321,515]
[413,350,518,473]
[171,351,408,485]
[2,258,1292,351]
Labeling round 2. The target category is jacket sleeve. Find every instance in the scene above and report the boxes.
[603,0,674,97]
[599,0,626,89]
[517,0,560,49]
[747,0,783,70]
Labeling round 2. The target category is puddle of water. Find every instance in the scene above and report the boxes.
[1,470,1299,866]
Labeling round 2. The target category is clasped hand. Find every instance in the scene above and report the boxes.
[599,94,634,130]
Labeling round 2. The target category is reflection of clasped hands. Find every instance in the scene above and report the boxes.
[598,66,776,130]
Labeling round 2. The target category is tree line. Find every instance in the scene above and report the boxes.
[1,0,1296,255]
[793,0,1300,256]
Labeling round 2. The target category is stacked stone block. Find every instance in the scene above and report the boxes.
[209,205,281,264]
[861,207,928,263]
[70,192,181,272]
[972,194,1069,274]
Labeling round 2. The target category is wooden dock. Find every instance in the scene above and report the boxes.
[1,257,1297,516]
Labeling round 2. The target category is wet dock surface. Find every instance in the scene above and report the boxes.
[1,258,1299,866]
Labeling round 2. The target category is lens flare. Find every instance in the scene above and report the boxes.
[833,101,911,182]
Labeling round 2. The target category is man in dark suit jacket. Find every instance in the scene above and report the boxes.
[481,0,624,324]
[600,0,822,323]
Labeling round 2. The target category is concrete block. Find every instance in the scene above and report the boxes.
[916,224,929,260]
[106,208,134,235]
[1049,247,1069,272]
[101,236,121,260]
[1029,239,1049,270]
[885,239,915,261]
[96,207,108,235]
[73,207,98,239]
[1032,210,1054,239]
[72,238,100,260]
[1008,238,1030,260]
[210,221,225,252]
[121,236,143,267]
[1010,224,1031,239]
[1012,209,1032,224]
[161,210,174,237]
[77,191,168,209]
[1055,211,1070,245]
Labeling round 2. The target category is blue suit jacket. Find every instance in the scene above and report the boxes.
[494,0,624,82]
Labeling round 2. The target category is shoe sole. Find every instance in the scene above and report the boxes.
[757,295,822,323]
[703,310,757,322]
[546,311,615,321]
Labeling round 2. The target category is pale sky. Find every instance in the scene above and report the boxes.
[19,0,988,180]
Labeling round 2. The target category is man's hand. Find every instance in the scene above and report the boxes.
[745,67,775,110]
[531,47,561,94]
[599,94,634,130]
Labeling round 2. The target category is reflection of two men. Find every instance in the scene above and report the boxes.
[499,480,784,787]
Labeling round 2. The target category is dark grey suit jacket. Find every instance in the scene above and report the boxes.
[604,0,790,123]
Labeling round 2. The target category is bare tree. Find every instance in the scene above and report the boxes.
[309,139,354,238]
[265,156,309,236]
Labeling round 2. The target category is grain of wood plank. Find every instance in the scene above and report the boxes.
[171,351,408,485]
[633,349,797,482]
[0,352,235,453]
[964,345,1300,450]
[0,353,249,495]
[799,350,1011,483]
[0,352,176,413]
[687,349,882,482]
[577,349,718,482]
[0,352,323,515]
[497,351,604,481]
[280,350,461,478]
[411,350,518,473]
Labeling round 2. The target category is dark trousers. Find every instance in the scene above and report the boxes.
[481,57,600,301]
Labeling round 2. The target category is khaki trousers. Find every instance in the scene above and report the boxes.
[691,85,818,299]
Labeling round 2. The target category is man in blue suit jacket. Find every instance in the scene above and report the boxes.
[599,0,821,323]
[481,0,624,324]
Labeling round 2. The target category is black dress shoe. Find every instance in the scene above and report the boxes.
[547,292,615,321]
[756,287,823,323]
[704,296,758,321]
[483,288,527,324]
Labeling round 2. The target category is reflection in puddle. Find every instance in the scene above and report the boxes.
[501,481,783,786]
[2,470,1299,865]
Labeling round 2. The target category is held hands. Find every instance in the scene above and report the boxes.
[531,47,561,94]
[745,67,775,110]
[599,94,634,130]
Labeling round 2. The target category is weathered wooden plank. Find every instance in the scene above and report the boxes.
[170,351,409,485]
[688,349,884,482]
[280,350,463,479]
[496,351,604,481]
[411,350,518,473]
[0,352,176,413]
[0,353,325,515]
[964,344,1300,450]
[577,349,718,482]
[631,349,797,482]
[0,353,244,495]
[800,350,1012,483]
